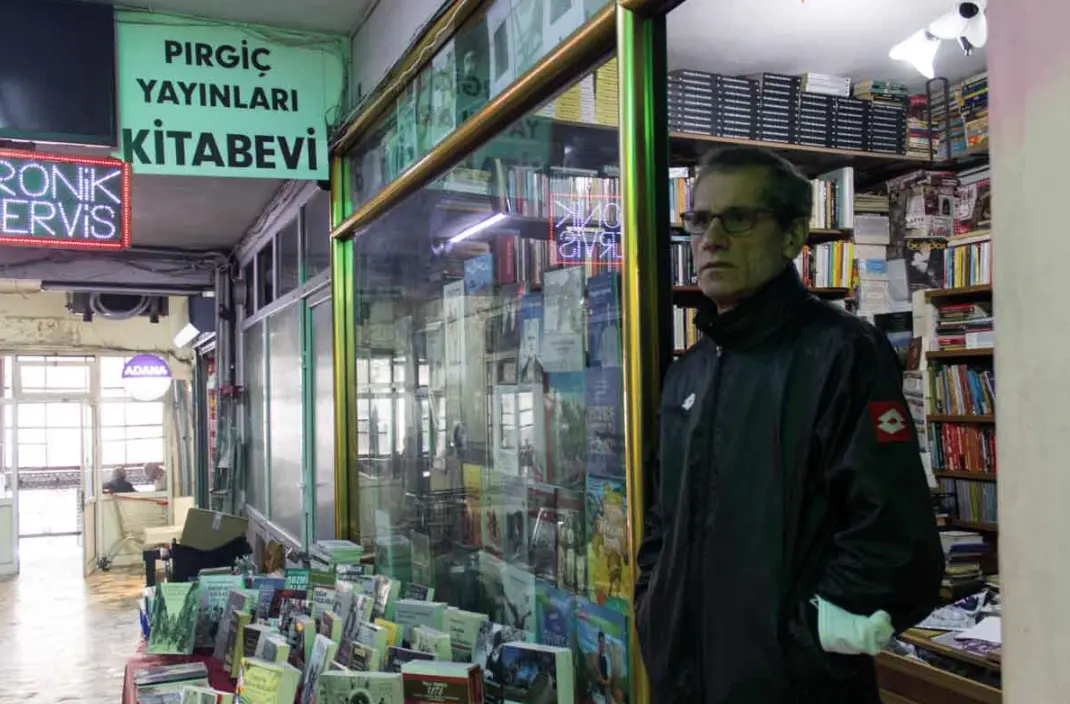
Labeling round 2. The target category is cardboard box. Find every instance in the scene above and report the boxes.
[180,508,249,551]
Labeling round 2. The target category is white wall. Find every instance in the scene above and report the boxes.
[989,0,1070,699]
[349,0,444,105]
[0,292,191,376]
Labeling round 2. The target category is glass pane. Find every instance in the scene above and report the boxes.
[100,356,126,391]
[17,444,45,468]
[347,0,613,211]
[128,438,164,464]
[46,364,90,392]
[312,300,335,540]
[244,262,256,314]
[303,189,332,280]
[351,61,627,697]
[102,443,126,467]
[100,402,127,427]
[17,404,46,428]
[17,428,46,445]
[244,322,267,514]
[101,427,127,443]
[47,403,82,428]
[128,402,164,425]
[268,303,304,541]
[277,217,300,297]
[257,244,275,308]
[18,365,45,391]
[47,430,82,466]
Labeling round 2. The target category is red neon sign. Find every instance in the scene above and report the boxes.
[0,148,131,250]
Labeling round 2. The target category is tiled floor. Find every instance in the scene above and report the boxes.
[0,536,143,703]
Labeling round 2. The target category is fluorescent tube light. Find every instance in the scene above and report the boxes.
[448,213,508,244]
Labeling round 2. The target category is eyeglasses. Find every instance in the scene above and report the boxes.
[681,206,775,236]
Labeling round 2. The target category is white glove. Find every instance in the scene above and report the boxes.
[814,595,895,656]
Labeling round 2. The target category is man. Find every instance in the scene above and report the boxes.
[595,631,612,702]
[143,462,166,491]
[635,147,943,703]
[102,467,135,494]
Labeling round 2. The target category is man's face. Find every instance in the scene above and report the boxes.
[690,166,805,312]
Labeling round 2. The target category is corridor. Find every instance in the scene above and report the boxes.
[0,536,142,703]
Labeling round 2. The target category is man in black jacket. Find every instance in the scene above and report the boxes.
[635,147,943,703]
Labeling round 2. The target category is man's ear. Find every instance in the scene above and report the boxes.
[782,217,808,260]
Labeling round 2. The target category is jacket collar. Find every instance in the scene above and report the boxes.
[693,264,811,349]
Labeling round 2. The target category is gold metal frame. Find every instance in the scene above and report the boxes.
[332,0,486,156]
[330,2,615,242]
[617,4,669,702]
[330,155,356,540]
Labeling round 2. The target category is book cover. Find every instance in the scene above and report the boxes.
[195,574,244,648]
[471,621,528,702]
[556,488,586,595]
[444,607,490,662]
[535,581,575,650]
[575,599,629,704]
[501,562,537,634]
[541,267,586,372]
[586,271,622,369]
[585,475,629,607]
[315,671,404,704]
[384,646,435,674]
[585,367,624,480]
[517,293,544,384]
[461,463,484,549]
[499,642,575,704]
[503,475,528,564]
[300,634,339,704]
[527,484,558,583]
[548,372,587,490]
[482,468,507,557]
[148,582,201,655]
[479,550,508,625]
[401,661,483,704]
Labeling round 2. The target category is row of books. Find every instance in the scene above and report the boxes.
[944,237,992,289]
[670,165,857,231]
[934,301,993,351]
[794,240,855,289]
[928,422,996,475]
[667,69,909,153]
[928,363,995,417]
[672,306,700,352]
[940,478,998,524]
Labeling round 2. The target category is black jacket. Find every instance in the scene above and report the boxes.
[635,267,943,704]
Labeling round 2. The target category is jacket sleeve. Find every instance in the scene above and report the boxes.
[813,329,945,632]
[634,425,663,611]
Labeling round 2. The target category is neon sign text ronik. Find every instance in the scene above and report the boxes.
[0,149,131,250]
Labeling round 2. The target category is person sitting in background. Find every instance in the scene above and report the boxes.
[143,462,166,491]
[102,467,135,494]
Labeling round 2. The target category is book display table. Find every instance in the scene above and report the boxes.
[122,649,235,704]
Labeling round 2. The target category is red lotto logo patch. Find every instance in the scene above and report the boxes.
[868,401,911,443]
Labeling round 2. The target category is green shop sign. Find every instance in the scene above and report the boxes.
[116,11,345,179]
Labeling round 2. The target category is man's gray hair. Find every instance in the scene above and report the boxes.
[693,146,813,229]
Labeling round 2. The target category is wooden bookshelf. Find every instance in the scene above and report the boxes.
[927,414,995,424]
[925,348,994,360]
[952,520,999,533]
[934,471,997,482]
[924,284,992,301]
[672,285,850,299]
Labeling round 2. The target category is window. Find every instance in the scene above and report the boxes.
[244,322,267,514]
[257,244,275,308]
[350,59,627,666]
[277,217,300,297]
[268,304,303,541]
[311,298,335,539]
[304,188,332,280]
[15,402,85,468]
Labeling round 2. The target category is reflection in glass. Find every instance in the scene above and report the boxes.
[244,322,267,513]
[347,0,613,211]
[350,61,631,702]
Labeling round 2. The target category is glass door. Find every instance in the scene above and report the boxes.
[0,400,16,576]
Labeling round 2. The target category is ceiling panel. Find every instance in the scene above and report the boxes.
[84,0,374,34]
[668,0,987,88]
[128,174,285,251]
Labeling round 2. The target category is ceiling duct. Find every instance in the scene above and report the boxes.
[67,292,170,323]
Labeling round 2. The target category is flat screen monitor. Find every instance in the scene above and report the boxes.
[0,0,117,146]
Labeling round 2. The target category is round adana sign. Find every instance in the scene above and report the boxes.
[121,354,172,401]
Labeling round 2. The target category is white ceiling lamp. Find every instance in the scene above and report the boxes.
[889,29,942,80]
[929,0,988,54]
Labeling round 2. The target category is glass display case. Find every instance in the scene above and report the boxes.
[349,59,634,702]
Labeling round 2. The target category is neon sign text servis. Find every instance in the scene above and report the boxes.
[0,150,131,250]
[551,194,622,263]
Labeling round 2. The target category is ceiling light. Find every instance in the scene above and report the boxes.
[889,29,941,79]
[173,322,200,348]
[929,1,987,54]
[448,213,508,244]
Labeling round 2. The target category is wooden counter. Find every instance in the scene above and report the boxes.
[878,629,1002,704]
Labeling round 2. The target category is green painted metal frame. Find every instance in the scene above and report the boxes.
[330,156,358,541]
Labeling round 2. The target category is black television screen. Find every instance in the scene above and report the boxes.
[0,0,117,146]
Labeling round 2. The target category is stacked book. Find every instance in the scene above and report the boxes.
[958,72,988,150]
[757,72,802,144]
[852,79,909,108]
[833,97,866,152]
[938,530,988,600]
[906,95,932,158]
[668,69,759,138]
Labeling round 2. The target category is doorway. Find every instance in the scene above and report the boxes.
[0,354,171,579]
